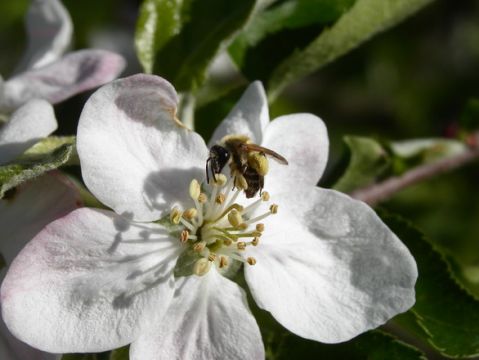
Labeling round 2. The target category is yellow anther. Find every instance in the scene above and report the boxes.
[215,193,225,204]
[270,204,278,214]
[213,173,227,186]
[247,257,257,265]
[219,256,228,269]
[193,241,206,252]
[256,223,265,232]
[193,258,211,276]
[238,223,248,230]
[224,239,233,246]
[180,230,189,243]
[170,207,182,224]
[237,242,246,250]
[248,152,269,176]
[198,193,208,203]
[261,192,270,201]
[189,179,201,200]
[228,209,243,228]
[183,208,197,220]
[234,175,248,190]
[252,237,259,246]
[208,253,217,262]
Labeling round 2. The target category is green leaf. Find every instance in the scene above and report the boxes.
[109,346,129,360]
[381,212,479,358]
[0,138,74,198]
[333,135,390,193]
[153,0,256,92]
[135,0,185,73]
[230,0,355,67]
[267,0,435,100]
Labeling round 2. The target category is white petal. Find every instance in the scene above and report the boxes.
[0,171,81,267]
[15,0,73,73]
[130,270,264,360]
[209,81,269,146]
[1,208,182,353]
[245,187,417,343]
[0,50,126,113]
[0,100,57,165]
[261,113,329,194]
[77,74,208,222]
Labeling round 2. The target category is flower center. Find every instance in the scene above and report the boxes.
[168,174,278,277]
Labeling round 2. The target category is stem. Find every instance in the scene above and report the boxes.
[350,137,479,206]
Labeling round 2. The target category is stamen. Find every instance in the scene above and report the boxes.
[212,174,227,186]
[247,257,257,266]
[261,192,270,201]
[215,194,225,204]
[193,258,211,276]
[256,223,265,232]
[179,217,195,232]
[228,209,243,228]
[180,230,190,243]
[183,208,197,220]
[189,179,201,200]
[219,256,228,268]
[208,253,217,262]
[270,204,279,214]
[198,193,208,204]
[252,237,259,246]
[170,207,182,224]
[193,241,206,252]
[237,242,246,250]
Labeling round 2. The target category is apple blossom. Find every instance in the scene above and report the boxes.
[0,0,126,164]
[0,171,82,360]
[1,74,417,359]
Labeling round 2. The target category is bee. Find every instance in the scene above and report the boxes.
[206,135,288,198]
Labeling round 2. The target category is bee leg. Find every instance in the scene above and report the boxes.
[206,158,211,185]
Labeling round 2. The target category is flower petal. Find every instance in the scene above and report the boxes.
[209,81,269,146]
[77,74,208,221]
[1,207,181,353]
[0,171,81,267]
[15,0,73,73]
[130,270,264,360]
[0,100,57,165]
[0,50,126,113]
[261,113,329,194]
[245,187,417,343]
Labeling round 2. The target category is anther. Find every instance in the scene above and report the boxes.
[252,231,262,237]
[224,239,233,246]
[193,258,211,276]
[198,193,208,204]
[208,253,217,262]
[215,193,225,204]
[213,174,227,186]
[180,230,189,243]
[193,241,206,252]
[170,207,182,224]
[189,179,201,200]
[247,257,257,266]
[183,208,197,220]
[228,209,243,227]
[252,237,259,246]
[261,192,270,201]
[237,242,246,250]
[256,223,265,232]
[219,256,228,269]
[238,223,248,230]
[269,204,278,214]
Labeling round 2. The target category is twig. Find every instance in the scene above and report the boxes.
[350,138,479,206]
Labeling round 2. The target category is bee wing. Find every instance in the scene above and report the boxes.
[239,143,289,165]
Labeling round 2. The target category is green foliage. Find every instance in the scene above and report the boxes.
[135,0,184,73]
[267,0,435,100]
[147,0,256,91]
[229,0,355,67]
[333,135,390,193]
[62,347,128,360]
[0,137,74,198]
[382,212,479,358]
[460,98,479,132]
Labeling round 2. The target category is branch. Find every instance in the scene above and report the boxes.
[350,138,479,206]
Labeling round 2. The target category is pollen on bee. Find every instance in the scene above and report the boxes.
[248,152,269,176]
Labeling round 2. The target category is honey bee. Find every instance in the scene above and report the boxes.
[206,135,288,198]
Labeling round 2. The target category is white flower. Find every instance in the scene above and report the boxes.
[0,0,126,164]
[0,171,82,360]
[0,74,418,359]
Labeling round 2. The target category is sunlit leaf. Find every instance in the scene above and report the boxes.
[0,139,74,198]
[268,0,435,100]
[135,0,185,73]
[153,0,256,91]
